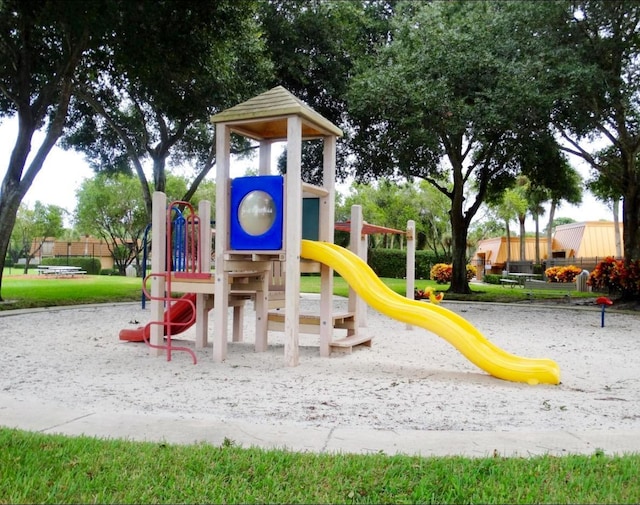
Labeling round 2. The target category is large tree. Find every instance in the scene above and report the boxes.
[0,0,118,299]
[10,201,65,272]
[547,1,640,265]
[347,1,559,293]
[259,0,396,183]
[65,0,271,218]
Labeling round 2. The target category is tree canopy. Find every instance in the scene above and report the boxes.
[65,0,271,217]
[0,0,119,297]
[547,1,640,264]
[346,1,564,293]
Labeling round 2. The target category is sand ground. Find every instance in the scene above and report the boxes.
[1,295,639,433]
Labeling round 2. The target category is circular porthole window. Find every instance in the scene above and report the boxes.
[238,190,277,236]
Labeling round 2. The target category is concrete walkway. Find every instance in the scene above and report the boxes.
[2,395,640,458]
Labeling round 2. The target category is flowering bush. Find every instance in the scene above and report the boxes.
[588,257,640,297]
[430,263,452,283]
[545,265,582,283]
[430,263,476,283]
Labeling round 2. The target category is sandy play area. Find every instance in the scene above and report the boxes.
[1,295,639,433]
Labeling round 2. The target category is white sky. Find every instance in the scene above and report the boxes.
[0,116,613,230]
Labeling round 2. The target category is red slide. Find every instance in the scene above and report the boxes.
[119,293,197,342]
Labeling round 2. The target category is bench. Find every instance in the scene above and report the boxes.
[499,278,519,288]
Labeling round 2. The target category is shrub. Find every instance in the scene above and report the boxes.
[483,273,501,285]
[430,263,476,283]
[466,264,477,280]
[430,263,452,283]
[367,248,449,279]
[545,265,582,283]
[588,257,640,297]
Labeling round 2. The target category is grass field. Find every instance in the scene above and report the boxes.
[1,427,639,504]
[0,272,141,310]
[1,271,631,504]
[0,270,594,312]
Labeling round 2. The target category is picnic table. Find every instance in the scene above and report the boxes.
[37,266,87,277]
[501,272,542,287]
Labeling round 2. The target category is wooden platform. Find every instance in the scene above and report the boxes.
[166,271,266,294]
[267,310,372,353]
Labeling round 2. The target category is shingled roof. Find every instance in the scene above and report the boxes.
[210,86,343,140]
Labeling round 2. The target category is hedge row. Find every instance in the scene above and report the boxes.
[366,248,450,279]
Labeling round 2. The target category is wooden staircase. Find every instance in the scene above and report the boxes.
[267,309,372,354]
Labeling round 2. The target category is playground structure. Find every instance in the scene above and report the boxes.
[121,85,561,385]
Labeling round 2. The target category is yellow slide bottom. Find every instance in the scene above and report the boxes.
[301,240,560,385]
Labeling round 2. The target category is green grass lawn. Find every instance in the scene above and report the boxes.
[1,428,639,504]
[0,271,594,311]
[0,270,627,504]
[300,274,596,303]
[0,272,142,310]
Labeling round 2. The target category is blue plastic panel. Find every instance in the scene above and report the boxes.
[230,175,284,250]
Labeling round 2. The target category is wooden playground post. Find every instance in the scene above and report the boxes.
[406,219,416,331]
[194,199,212,346]
[284,115,302,367]
[213,122,231,363]
[348,205,367,329]
[258,140,271,175]
[318,136,337,357]
[149,191,167,356]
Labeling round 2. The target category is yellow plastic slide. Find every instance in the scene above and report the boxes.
[300,240,560,385]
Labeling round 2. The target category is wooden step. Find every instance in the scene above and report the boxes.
[329,333,373,353]
[267,311,356,334]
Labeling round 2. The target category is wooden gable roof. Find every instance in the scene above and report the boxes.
[210,86,343,140]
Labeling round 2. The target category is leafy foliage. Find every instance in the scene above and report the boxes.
[337,179,451,255]
[9,202,65,272]
[547,1,640,262]
[66,0,272,217]
[260,0,396,183]
[544,265,582,283]
[74,173,149,275]
[366,248,448,279]
[588,257,640,298]
[430,263,476,284]
[347,1,562,293]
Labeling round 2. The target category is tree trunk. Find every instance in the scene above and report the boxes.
[534,213,541,266]
[449,220,471,294]
[622,185,640,263]
[546,200,557,267]
[620,152,640,265]
[0,190,23,298]
[519,214,526,260]
[448,184,471,294]
[505,221,512,272]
